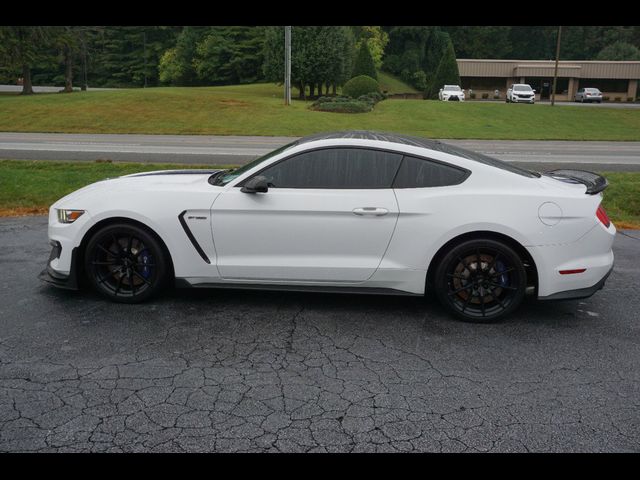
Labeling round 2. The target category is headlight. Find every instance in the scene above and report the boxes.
[57,209,85,223]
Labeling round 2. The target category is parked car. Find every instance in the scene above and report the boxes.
[40,131,615,323]
[439,85,465,101]
[575,87,603,103]
[506,84,535,103]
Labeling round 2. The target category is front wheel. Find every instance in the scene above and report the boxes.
[84,223,169,303]
[433,239,527,323]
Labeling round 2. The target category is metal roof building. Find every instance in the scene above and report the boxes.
[457,59,640,102]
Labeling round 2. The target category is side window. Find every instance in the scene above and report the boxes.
[393,155,469,189]
[255,148,403,189]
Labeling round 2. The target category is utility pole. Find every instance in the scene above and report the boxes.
[284,26,291,106]
[551,26,562,106]
[143,31,148,88]
[81,36,88,91]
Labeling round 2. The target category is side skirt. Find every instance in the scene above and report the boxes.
[174,278,421,297]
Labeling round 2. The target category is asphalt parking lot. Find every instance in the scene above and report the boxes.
[1,216,639,452]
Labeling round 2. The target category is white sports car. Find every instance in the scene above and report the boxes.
[40,131,615,322]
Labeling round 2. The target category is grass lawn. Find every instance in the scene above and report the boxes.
[0,160,224,216]
[1,83,639,140]
[0,159,638,229]
[377,71,419,94]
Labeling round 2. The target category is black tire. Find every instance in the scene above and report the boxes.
[84,223,169,303]
[433,238,527,323]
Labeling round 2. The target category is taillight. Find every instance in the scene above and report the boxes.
[596,204,610,228]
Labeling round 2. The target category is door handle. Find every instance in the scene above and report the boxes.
[352,207,389,216]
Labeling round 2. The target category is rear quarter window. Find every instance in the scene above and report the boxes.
[393,155,469,188]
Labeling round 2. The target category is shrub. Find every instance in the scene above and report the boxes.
[310,89,385,114]
[470,92,476,99]
[342,75,380,99]
[352,42,378,80]
[615,97,622,102]
[627,97,634,102]
[482,93,489,99]
[312,100,373,113]
[603,96,610,101]
[493,94,500,99]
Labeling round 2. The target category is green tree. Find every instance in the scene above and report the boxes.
[353,26,388,69]
[263,26,354,99]
[0,26,50,94]
[193,27,266,85]
[92,26,180,87]
[352,41,377,79]
[427,37,460,99]
[596,41,640,61]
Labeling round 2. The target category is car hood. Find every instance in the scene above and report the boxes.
[52,169,223,209]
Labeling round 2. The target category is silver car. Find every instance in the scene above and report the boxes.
[575,88,603,103]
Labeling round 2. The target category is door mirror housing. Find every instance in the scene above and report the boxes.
[241,175,269,193]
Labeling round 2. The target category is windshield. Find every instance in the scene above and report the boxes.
[585,88,600,93]
[514,85,532,92]
[211,141,299,186]
[444,85,461,91]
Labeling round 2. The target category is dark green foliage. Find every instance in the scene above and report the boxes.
[352,41,377,79]
[158,27,207,86]
[426,39,460,99]
[381,27,448,91]
[311,99,373,113]
[193,27,266,85]
[310,89,385,113]
[342,75,380,99]
[596,41,640,61]
[263,26,354,99]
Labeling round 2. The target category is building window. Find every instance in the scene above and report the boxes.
[579,79,628,93]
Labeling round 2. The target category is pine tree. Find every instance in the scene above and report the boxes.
[427,37,460,99]
[352,41,377,80]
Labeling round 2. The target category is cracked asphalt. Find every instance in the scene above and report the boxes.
[1,216,639,452]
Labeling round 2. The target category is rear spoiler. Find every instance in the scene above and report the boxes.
[543,169,608,195]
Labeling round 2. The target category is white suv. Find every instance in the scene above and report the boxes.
[438,85,465,101]
[506,84,535,104]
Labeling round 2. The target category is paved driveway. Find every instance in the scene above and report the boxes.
[1,216,639,452]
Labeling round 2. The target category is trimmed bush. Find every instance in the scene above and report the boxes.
[310,90,385,114]
[342,75,380,99]
[603,96,610,101]
[482,93,489,99]
[615,97,622,102]
[627,97,634,102]
[312,100,373,113]
[470,92,476,99]
[352,42,378,80]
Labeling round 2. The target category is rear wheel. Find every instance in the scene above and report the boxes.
[434,239,527,323]
[84,223,168,303]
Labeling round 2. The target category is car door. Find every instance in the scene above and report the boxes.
[210,147,402,283]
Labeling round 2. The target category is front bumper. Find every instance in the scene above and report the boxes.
[38,242,80,290]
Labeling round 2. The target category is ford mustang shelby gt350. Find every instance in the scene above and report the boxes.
[40,131,615,322]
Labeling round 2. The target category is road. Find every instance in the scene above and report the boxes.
[1,216,639,452]
[1,132,640,171]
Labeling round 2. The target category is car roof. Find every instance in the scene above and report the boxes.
[293,131,539,178]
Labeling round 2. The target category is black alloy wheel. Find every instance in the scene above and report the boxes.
[84,223,168,303]
[434,239,526,323]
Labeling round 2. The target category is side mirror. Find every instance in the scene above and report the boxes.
[241,175,269,194]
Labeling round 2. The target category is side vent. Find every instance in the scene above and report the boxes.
[178,211,211,264]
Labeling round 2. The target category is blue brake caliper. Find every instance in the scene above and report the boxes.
[495,260,509,287]
[139,249,154,279]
